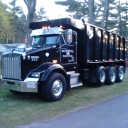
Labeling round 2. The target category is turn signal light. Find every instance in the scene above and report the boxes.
[60,25,63,28]
[42,26,51,29]
[52,60,57,64]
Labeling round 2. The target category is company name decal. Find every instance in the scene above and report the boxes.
[31,56,39,61]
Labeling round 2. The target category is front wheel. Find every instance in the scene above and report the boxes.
[41,73,66,101]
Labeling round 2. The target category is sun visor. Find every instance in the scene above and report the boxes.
[30,27,63,36]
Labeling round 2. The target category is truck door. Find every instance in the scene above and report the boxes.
[60,30,77,64]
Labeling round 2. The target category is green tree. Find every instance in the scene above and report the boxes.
[23,0,37,23]
[55,0,104,25]
[36,7,47,21]
[55,0,128,38]
[0,1,13,43]
[55,0,88,19]
[107,1,128,38]
[118,2,128,37]
[9,0,23,15]
[96,0,118,29]
[105,0,118,31]
[8,0,25,43]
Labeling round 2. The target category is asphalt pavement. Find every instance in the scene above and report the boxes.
[16,92,128,128]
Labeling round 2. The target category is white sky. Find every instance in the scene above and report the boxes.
[1,0,68,19]
[1,0,127,19]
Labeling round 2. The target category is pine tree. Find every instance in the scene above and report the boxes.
[0,1,13,43]
[55,0,88,19]
[55,0,128,38]
[105,0,118,31]
[119,2,128,37]
[23,0,37,23]
[8,0,25,43]
[55,0,105,25]
[36,7,47,21]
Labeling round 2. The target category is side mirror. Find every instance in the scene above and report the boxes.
[66,29,72,44]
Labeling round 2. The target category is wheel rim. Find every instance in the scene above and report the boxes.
[110,69,116,82]
[52,80,63,97]
[99,70,105,83]
[119,68,124,80]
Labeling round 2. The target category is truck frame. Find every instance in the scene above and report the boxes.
[1,18,126,101]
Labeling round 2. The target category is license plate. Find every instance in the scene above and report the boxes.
[26,82,36,88]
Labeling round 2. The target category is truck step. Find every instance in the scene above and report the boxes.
[67,71,83,88]
[70,82,83,88]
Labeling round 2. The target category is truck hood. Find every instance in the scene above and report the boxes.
[2,46,54,60]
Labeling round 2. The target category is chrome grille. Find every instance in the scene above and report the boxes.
[2,55,21,80]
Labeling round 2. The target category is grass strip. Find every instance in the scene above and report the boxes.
[0,74,128,127]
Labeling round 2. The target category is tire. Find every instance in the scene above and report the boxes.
[97,66,106,85]
[106,66,116,85]
[116,66,124,82]
[41,73,66,101]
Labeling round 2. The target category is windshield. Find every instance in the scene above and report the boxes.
[32,34,60,48]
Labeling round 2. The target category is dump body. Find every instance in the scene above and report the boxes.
[77,24,126,68]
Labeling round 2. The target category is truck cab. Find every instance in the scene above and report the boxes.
[1,19,83,101]
[30,27,77,67]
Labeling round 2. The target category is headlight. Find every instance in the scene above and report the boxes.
[31,72,40,77]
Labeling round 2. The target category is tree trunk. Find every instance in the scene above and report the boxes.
[105,1,109,29]
[118,1,122,35]
[101,0,109,29]
[124,2,128,37]
[88,0,95,25]
[23,0,37,23]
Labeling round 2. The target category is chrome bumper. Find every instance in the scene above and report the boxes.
[1,78,39,93]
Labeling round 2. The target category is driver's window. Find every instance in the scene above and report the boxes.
[32,36,42,47]
[46,37,57,44]
[44,36,60,45]
[72,33,77,43]
[56,36,60,44]
[60,34,66,45]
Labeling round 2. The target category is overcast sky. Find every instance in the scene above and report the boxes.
[1,0,68,19]
[1,0,127,19]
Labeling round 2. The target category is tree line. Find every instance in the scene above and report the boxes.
[0,0,47,44]
[0,0,128,44]
[55,0,128,39]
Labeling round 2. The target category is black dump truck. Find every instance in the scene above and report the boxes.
[1,18,126,101]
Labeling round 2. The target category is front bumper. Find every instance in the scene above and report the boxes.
[1,78,39,93]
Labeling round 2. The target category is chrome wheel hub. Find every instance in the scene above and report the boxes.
[100,70,105,83]
[119,68,124,80]
[110,69,116,82]
[52,80,63,97]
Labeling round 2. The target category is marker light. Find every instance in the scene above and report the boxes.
[68,35,71,40]
[60,25,63,28]
[52,60,57,64]
[42,26,51,29]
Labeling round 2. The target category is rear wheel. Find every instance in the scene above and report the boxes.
[116,66,124,82]
[106,66,116,85]
[97,66,106,85]
[41,73,66,101]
